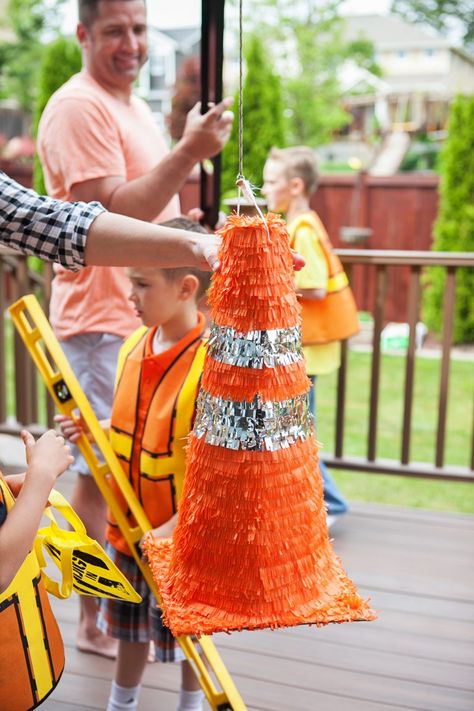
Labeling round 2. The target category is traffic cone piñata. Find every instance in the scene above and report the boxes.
[144,212,375,635]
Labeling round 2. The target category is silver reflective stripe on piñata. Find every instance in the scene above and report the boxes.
[193,390,313,451]
[207,324,303,369]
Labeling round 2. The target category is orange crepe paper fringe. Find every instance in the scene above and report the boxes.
[202,358,311,402]
[144,213,376,636]
[208,213,301,332]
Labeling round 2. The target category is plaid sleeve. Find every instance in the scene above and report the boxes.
[0,171,105,270]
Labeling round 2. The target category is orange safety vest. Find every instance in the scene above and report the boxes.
[0,474,65,711]
[106,322,207,556]
[288,211,360,345]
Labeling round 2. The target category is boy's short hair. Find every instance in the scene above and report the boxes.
[159,218,211,300]
[79,0,144,28]
[269,146,319,196]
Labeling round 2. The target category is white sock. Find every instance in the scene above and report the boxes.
[106,681,141,711]
[176,688,205,711]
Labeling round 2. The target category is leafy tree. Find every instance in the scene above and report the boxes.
[391,1,474,52]
[0,0,66,111]
[232,0,379,146]
[32,36,82,194]
[221,34,285,196]
[423,95,474,343]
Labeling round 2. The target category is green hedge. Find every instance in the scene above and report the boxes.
[221,34,285,198]
[32,37,81,194]
[423,95,474,344]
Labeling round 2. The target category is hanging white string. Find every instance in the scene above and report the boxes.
[236,0,244,215]
[235,0,270,239]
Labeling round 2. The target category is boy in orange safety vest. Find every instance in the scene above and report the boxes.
[263,147,359,527]
[57,218,211,711]
[0,430,73,710]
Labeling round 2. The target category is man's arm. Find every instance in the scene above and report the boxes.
[71,99,234,222]
[0,173,304,274]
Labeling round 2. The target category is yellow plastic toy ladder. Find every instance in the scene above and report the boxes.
[10,294,246,711]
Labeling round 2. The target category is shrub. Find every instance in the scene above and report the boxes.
[32,37,81,194]
[423,95,474,344]
[221,34,285,197]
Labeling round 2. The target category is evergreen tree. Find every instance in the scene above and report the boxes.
[423,95,474,344]
[0,0,66,110]
[32,37,81,194]
[221,34,285,197]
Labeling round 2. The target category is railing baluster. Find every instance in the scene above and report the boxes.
[335,338,348,458]
[401,266,421,464]
[368,264,387,461]
[471,395,474,473]
[435,267,456,468]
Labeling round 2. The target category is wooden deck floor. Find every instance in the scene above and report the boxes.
[41,472,474,711]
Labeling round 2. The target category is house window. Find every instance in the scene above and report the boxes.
[397,50,406,58]
[425,48,435,57]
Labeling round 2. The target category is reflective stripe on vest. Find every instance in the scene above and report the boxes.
[110,340,206,499]
[0,476,64,710]
[327,269,349,293]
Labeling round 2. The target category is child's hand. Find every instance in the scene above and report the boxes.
[21,429,73,482]
[140,514,178,549]
[292,250,305,272]
[54,413,87,443]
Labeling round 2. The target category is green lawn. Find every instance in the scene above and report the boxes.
[316,350,474,514]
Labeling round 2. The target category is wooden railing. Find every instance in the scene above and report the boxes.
[1,247,473,482]
[329,249,474,483]
[0,247,53,434]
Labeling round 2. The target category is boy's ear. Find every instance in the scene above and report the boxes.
[180,274,200,301]
[290,176,305,197]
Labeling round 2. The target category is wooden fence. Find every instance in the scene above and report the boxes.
[182,172,440,323]
[1,247,472,483]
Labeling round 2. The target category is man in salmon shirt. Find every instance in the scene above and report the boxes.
[37,0,233,658]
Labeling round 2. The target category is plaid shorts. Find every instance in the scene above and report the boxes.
[97,543,184,663]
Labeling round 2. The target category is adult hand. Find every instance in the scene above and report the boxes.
[181,98,234,162]
[191,232,221,271]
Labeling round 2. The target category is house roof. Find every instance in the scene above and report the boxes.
[345,14,446,51]
[344,14,474,66]
[160,26,201,52]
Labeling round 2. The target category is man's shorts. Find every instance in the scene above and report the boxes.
[60,332,123,476]
[97,543,184,663]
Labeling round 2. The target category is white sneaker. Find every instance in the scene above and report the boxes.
[326,514,340,529]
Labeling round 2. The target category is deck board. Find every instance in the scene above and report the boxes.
[39,472,474,710]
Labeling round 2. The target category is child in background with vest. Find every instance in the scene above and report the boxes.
[263,147,359,527]
[57,218,211,711]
